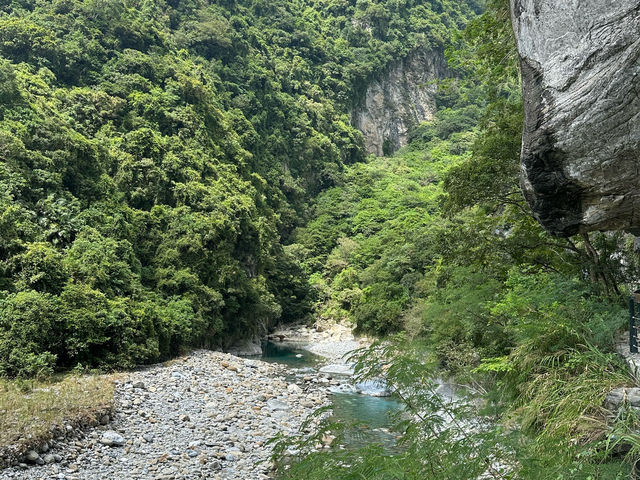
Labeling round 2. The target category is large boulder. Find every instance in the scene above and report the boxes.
[604,387,640,412]
[511,0,640,235]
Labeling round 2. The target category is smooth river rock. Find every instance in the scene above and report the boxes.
[511,0,640,235]
[99,431,125,447]
[3,350,330,480]
[318,364,355,376]
[604,387,640,412]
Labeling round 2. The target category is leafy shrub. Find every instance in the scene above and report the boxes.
[64,228,140,298]
[59,282,116,367]
[0,291,60,377]
[493,269,626,357]
[353,282,408,334]
[488,270,630,440]
[12,242,67,294]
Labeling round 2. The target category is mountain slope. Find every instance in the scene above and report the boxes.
[0,0,477,376]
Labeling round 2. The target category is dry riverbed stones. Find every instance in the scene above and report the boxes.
[1,350,330,480]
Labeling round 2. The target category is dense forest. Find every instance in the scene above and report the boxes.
[0,0,478,376]
[2,0,640,477]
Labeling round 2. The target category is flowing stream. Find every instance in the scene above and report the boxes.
[259,341,404,449]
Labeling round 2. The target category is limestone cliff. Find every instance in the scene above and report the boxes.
[511,0,640,236]
[352,49,447,156]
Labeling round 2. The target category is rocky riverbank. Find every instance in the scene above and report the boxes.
[1,350,330,480]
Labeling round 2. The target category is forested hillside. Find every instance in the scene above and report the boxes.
[0,0,479,376]
[2,0,640,478]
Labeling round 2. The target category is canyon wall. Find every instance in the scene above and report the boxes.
[352,49,447,156]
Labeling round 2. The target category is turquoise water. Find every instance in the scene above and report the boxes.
[261,341,404,449]
[329,392,403,449]
[259,340,322,368]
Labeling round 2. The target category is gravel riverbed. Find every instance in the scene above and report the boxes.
[1,350,330,480]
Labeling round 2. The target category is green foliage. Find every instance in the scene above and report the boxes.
[294,127,473,334]
[11,242,66,294]
[65,228,139,298]
[493,270,625,354]
[284,0,640,475]
[443,99,522,212]
[3,0,637,473]
[275,337,633,479]
[481,270,630,445]
[0,0,477,375]
[0,291,60,378]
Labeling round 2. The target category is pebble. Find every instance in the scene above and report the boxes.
[25,451,40,464]
[99,431,125,447]
[287,383,303,394]
[266,399,288,411]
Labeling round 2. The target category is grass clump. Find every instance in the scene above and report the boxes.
[0,374,115,466]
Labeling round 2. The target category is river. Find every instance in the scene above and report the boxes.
[258,340,404,450]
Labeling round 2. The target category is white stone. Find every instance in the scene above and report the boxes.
[99,431,125,447]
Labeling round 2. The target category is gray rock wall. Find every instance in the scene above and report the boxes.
[511,0,640,235]
[352,49,447,156]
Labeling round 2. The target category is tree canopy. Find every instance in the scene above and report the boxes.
[0,0,478,375]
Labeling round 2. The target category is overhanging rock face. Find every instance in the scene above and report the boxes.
[511,0,640,236]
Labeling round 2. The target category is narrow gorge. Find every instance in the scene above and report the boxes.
[3,0,640,478]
